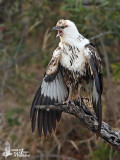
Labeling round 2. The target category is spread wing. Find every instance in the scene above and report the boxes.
[84,43,103,137]
[30,48,68,137]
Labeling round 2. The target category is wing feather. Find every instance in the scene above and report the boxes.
[84,44,103,137]
[30,48,68,137]
[38,110,43,137]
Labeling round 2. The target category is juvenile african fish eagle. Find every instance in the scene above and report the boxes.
[30,19,103,137]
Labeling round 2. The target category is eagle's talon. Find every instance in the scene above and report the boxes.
[63,98,72,106]
[82,97,89,103]
[76,94,82,101]
[63,101,70,106]
[76,94,89,106]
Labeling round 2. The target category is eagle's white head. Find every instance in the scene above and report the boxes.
[53,19,79,41]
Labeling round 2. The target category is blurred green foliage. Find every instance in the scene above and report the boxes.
[63,0,120,33]
[5,108,24,126]
[62,0,120,53]
[111,62,120,82]
[10,134,17,142]
[91,143,119,160]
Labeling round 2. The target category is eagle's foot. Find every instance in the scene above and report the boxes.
[76,94,89,106]
[63,98,72,106]
[76,94,82,106]
[82,97,89,102]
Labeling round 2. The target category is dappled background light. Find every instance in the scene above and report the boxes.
[0,0,120,160]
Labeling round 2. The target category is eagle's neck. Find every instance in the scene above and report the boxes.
[60,34,89,50]
[60,34,79,43]
[60,27,80,42]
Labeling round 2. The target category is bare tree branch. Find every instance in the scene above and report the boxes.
[90,31,113,40]
[0,51,36,72]
[34,100,120,152]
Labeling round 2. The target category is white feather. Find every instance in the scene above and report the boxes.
[41,81,48,96]
[58,72,68,101]
[58,72,66,102]
[60,43,87,76]
[52,79,57,101]
[56,75,62,102]
[50,81,54,99]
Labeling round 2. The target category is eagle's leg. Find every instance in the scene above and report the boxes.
[76,84,83,105]
[76,84,89,105]
[63,83,72,105]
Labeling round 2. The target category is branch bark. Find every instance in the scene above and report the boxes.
[35,100,120,152]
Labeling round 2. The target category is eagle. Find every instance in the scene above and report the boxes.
[30,19,103,137]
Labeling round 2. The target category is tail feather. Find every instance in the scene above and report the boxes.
[43,111,48,137]
[31,109,37,132]
[92,79,102,137]
[30,87,41,118]
[56,111,62,122]
[38,110,43,137]
[47,111,52,135]
[52,111,57,131]
[96,96,102,138]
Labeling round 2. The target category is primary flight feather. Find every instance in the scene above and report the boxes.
[30,19,103,137]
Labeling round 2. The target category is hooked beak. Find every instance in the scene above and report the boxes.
[52,26,60,31]
[52,26,63,38]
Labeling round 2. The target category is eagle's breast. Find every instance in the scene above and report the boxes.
[60,43,87,77]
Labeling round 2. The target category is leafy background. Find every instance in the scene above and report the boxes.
[0,0,120,160]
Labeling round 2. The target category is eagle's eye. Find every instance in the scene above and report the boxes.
[61,26,65,29]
